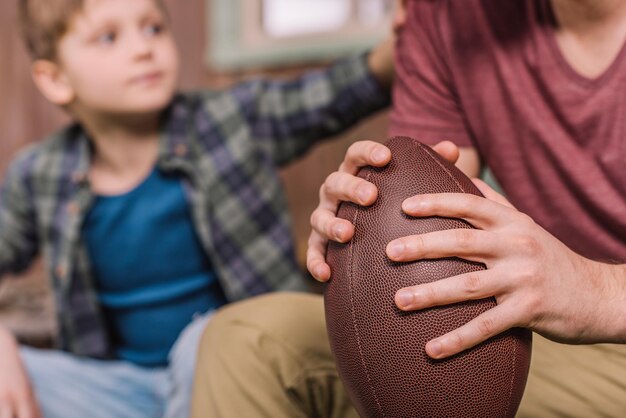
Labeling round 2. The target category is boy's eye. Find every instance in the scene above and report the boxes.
[97,31,116,45]
[144,23,164,37]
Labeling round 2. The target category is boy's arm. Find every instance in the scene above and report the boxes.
[238,42,393,166]
[367,38,395,88]
[0,154,40,277]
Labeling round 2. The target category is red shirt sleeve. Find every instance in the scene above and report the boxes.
[389,1,475,148]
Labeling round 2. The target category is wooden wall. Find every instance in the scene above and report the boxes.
[0,0,390,269]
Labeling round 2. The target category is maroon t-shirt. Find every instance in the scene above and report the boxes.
[390,0,626,262]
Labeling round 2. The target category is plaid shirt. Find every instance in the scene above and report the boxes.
[0,54,389,358]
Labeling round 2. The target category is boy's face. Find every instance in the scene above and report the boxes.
[56,0,179,116]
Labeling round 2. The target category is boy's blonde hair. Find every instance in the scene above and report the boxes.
[19,0,83,60]
[18,0,166,61]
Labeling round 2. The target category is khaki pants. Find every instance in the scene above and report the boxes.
[191,292,626,418]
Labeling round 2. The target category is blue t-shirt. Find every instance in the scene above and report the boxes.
[82,168,227,367]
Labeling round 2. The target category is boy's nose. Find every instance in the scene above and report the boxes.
[131,33,154,59]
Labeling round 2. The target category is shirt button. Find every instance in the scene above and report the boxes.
[174,143,187,157]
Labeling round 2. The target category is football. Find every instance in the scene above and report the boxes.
[325,136,531,418]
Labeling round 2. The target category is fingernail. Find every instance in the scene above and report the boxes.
[396,290,413,308]
[372,148,387,164]
[357,184,372,204]
[403,197,422,213]
[333,224,345,240]
[428,341,443,358]
[387,241,405,259]
[315,265,327,280]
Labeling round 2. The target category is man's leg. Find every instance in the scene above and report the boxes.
[20,347,167,418]
[191,292,358,418]
[517,335,626,417]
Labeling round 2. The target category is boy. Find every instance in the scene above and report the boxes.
[193,0,626,416]
[0,0,393,417]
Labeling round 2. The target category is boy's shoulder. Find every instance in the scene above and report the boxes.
[7,124,86,182]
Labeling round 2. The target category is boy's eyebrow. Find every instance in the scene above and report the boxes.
[73,4,168,39]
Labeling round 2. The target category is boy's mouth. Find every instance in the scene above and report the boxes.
[129,71,164,86]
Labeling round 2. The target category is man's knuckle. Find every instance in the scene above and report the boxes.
[459,198,475,215]
[462,273,482,294]
[409,235,425,254]
[423,286,438,305]
[449,332,465,350]
[477,316,497,337]
[517,212,536,226]
[455,229,474,249]
[324,172,341,191]
[516,235,541,257]
[309,209,322,227]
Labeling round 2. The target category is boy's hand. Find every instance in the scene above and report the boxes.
[0,329,41,418]
[306,140,459,282]
[367,38,395,87]
[392,0,409,35]
[390,181,626,359]
[366,0,409,86]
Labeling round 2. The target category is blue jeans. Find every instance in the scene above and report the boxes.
[20,311,212,418]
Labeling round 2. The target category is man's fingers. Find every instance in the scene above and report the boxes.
[471,178,515,208]
[387,229,498,263]
[394,269,502,311]
[306,232,332,282]
[402,193,517,230]
[425,305,513,359]
[310,206,354,242]
[431,140,459,164]
[321,172,377,207]
[339,141,390,174]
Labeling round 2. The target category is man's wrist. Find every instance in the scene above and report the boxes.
[600,262,626,343]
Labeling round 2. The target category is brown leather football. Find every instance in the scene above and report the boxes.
[325,136,531,418]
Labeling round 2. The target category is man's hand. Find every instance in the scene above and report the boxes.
[0,329,41,418]
[389,180,626,359]
[306,140,460,282]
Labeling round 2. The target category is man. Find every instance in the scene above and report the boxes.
[193,1,626,416]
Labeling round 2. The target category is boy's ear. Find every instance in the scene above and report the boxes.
[31,60,75,105]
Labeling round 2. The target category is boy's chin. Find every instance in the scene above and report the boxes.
[117,94,175,116]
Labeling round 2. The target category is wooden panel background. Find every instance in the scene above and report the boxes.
[0,0,389,341]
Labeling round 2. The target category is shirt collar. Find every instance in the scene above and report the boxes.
[65,94,193,186]
[158,94,193,164]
